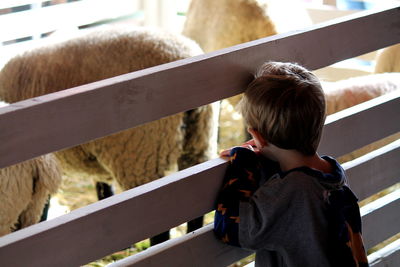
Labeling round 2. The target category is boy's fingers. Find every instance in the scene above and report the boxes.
[219,149,231,158]
[219,143,256,158]
[244,139,256,147]
[243,144,254,151]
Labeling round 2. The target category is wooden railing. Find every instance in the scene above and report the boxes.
[0,5,399,267]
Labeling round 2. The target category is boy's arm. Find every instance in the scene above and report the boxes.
[214,147,276,247]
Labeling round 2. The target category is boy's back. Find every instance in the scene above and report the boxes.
[239,155,364,266]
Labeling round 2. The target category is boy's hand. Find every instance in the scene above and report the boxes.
[219,139,258,158]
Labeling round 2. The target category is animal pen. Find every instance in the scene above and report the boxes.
[0,5,399,267]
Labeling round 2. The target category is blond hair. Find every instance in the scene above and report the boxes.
[239,62,326,155]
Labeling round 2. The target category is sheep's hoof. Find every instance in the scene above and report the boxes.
[96,182,114,200]
[39,196,51,222]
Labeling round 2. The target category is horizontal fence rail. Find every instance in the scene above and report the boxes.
[0,90,398,267]
[368,238,400,267]
[362,190,400,250]
[0,5,399,168]
[108,224,252,267]
[343,139,400,200]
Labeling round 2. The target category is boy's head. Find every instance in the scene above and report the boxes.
[239,61,326,156]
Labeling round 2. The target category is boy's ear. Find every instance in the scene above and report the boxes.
[247,128,267,147]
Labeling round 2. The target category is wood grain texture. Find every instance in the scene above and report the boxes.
[1,6,399,168]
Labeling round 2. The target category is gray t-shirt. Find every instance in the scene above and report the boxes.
[239,169,342,267]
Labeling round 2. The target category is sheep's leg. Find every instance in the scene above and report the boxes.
[150,231,170,246]
[179,105,219,234]
[95,182,114,200]
[187,217,203,232]
[39,196,51,222]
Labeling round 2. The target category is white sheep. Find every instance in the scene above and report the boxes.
[182,0,312,53]
[323,73,400,115]
[375,43,400,73]
[322,73,400,162]
[0,27,218,242]
[182,0,277,53]
[0,153,62,236]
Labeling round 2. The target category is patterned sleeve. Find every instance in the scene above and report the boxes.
[213,147,277,247]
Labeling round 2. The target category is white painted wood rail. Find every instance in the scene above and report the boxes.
[0,5,399,267]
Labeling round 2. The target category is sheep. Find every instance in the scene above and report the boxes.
[182,0,276,53]
[0,153,62,236]
[0,27,218,243]
[321,73,400,162]
[182,0,312,54]
[375,43,400,73]
[323,73,400,115]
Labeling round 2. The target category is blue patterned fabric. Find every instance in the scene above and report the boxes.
[214,147,279,246]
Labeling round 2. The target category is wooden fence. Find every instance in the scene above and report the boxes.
[0,5,399,267]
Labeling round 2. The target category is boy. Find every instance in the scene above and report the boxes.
[214,62,368,266]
